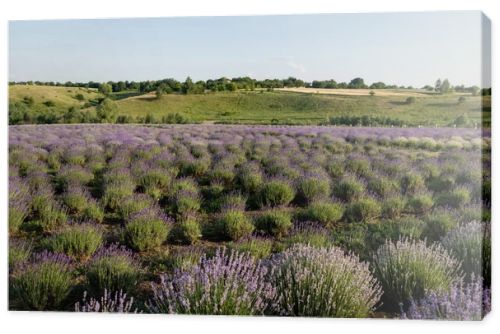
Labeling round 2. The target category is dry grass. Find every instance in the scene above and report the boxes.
[276,87,444,97]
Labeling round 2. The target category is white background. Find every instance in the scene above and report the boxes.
[0,0,498,333]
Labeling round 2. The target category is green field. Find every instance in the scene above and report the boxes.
[9,85,489,126]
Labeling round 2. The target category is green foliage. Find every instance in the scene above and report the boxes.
[36,206,68,232]
[273,244,382,317]
[98,83,112,95]
[62,190,89,214]
[344,198,381,223]
[11,254,73,310]
[442,222,483,277]
[238,166,263,193]
[367,178,397,197]
[9,84,485,126]
[255,210,293,238]
[229,238,273,259]
[373,238,462,310]
[333,178,364,202]
[117,195,154,221]
[161,112,191,124]
[400,173,425,195]
[82,203,105,223]
[169,217,202,245]
[102,180,135,211]
[296,177,330,204]
[394,217,425,240]
[257,180,295,207]
[214,210,254,241]
[426,175,455,193]
[381,197,405,219]
[423,211,458,241]
[435,188,470,209]
[96,98,118,123]
[9,204,28,234]
[48,224,103,261]
[86,251,139,293]
[124,213,171,251]
[9,242,32,270]
[284,226,334,249]
[298,202,344,227]
[407,194,434,214]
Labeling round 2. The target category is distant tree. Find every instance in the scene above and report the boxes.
[439,79,451,94]
[435,79,442,92]
[226,82,237,92]
[75,93,85,101]
[348,77,367,89]
[98,83,112,95]
[182,77,194,94]
[96,98,118,123]
[458,96,466,104]
[116,81,127,92]
[156,84,167,99]
[422,85,434,91]
[370,82,386,89]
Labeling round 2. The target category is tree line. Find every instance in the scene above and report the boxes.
[10,76,488,95]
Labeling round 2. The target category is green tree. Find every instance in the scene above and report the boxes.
[181,77,194,94]
[98,83,112,96]
[156,84,166,99]
[439,79,451,94]
[348,77,367,89]
[96,98,118,123]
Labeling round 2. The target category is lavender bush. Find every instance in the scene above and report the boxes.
[124,208,172,251]
[402,277,490,320]
[272,244,382,317]
[373,238,462,309]
[47,223,103,261]
[75,289,138,313]
[8,124,487,316]
[86,244,140,293]
[441,221,483,277]
[146,248,275,315]
[11,251,73,310]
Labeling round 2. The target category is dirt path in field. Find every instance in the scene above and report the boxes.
[276,87,433,97]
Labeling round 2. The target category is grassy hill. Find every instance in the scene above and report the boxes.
[9,85,488,126]
[9,85,102,114]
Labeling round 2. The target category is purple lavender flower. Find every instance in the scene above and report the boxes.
[402,276,490,320]
[271,244,381,317]
[75,289,139,313]
[146,247,276,315]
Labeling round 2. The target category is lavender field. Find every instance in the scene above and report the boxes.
[9,124,491,318]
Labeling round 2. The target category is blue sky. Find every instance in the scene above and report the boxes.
[9,12,486,87]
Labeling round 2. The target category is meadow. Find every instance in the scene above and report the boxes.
[9,85,489,126]
[8,124,491,318]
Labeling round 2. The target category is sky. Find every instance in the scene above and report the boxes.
[9,12,488,87]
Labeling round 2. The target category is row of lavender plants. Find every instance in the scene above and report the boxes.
[9,124,490,319]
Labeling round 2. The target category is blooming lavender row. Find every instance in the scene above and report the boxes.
[9,124,485,149]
